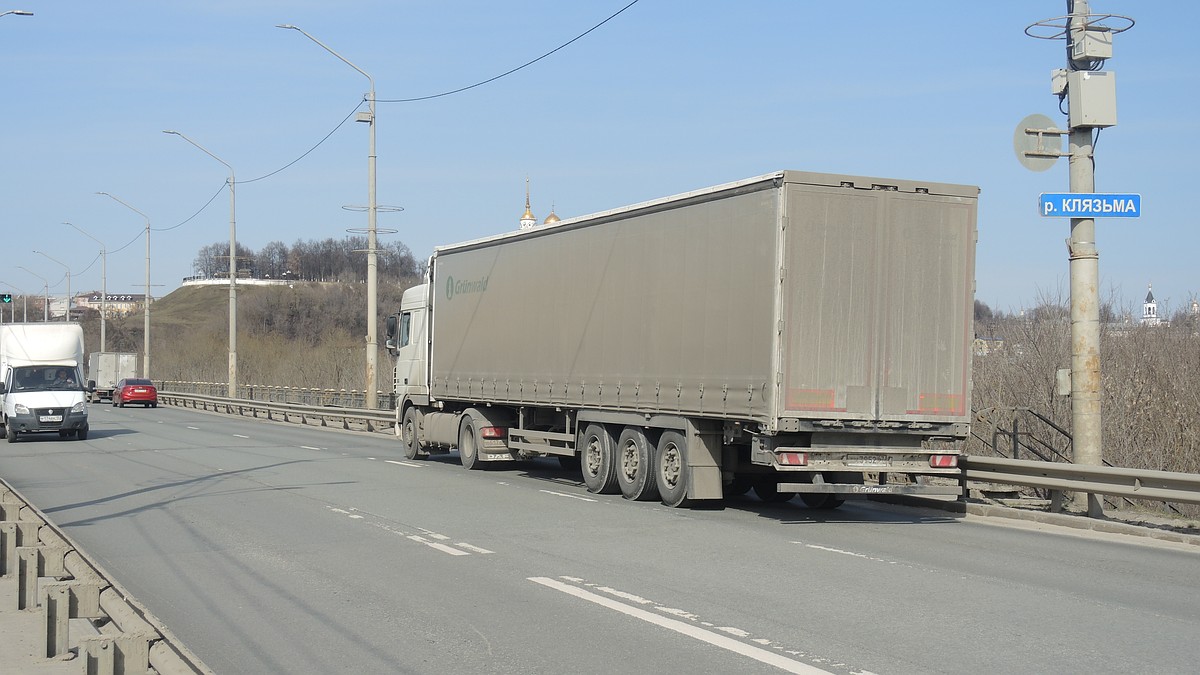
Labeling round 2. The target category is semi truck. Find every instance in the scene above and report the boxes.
[385,170,978,507]
[0,323,92,442]
[87,351,139,402]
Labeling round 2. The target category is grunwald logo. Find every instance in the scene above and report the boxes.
[445,275,489,300]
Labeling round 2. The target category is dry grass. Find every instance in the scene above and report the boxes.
[78,279,418,392]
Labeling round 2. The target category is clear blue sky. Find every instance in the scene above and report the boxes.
[1,1,1194,315]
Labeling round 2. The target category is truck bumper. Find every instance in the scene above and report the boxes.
[776,482,961,496]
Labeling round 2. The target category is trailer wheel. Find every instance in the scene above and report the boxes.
[458,418,482,470]
[655,431,690,507]
[616,427,659,501]
[580,424,618,494]
[401,408,426,460]
[752,481,793,503]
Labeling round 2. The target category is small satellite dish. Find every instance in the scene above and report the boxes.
[1014,113,1064,172]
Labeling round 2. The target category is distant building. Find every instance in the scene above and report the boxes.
[973,336,1005,356]
[83,293,152,317]
[518,177,559,230]
[1141,283,1162,327]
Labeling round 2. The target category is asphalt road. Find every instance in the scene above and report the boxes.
[1,404,1198,674]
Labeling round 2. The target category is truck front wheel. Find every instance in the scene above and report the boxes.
[401,408,425,460]
[459,418,481,470]
[580,424,618,494]
[655,431,690,507]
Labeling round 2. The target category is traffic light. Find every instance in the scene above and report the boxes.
[1,293,11,303]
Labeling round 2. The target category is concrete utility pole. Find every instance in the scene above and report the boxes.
[66,222,107,351]
[1066,4,1103,518]
[18,267,49,321]
[1024,1,1135,517]
[97,192,152,380]
[163,130,238,399]
[278,24,381,410]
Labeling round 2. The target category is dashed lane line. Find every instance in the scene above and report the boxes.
[528,576,833,674]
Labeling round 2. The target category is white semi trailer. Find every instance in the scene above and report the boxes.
[386,170,978,507]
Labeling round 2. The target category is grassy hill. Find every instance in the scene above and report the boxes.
[79,279,417,390]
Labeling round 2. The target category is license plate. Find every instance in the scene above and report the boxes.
[40,415,63,423]
[846,455,888,467]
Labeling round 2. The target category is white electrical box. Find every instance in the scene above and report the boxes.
[1067,70,1117,128]
[1051,68,1068,95]
[1071,28,1113,62]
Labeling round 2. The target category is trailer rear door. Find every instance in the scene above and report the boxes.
[778,176,977,424]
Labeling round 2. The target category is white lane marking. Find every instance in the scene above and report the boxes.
[797,543,901,566]
[385,460,423,468]
[326,507,487,556]
[408,535,470,556]
[539,490,598,502]
[528,577,830,674]
[233,434,250,439]
[186,426,200,430]
[455,542,494,555]
[301,446,321,451]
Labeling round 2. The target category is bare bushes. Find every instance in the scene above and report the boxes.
[107,279,418,393]
[973,310,1200,476]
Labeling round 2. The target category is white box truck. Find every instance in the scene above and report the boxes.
[386,171,977,507]
[0,323,91,441]
[87,351,138,402]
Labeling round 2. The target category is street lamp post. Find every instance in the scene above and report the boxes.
[65,223,106,349]
[17,267,49,321]
[96,192,152,379]
[278,23,380,409]
[164,130,238,398]
[33,251,71,322]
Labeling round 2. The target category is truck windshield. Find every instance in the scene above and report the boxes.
[11,366,81,392]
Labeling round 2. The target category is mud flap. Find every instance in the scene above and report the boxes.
[685,419,723,500]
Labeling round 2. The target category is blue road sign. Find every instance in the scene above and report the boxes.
[1039,193,1141,218]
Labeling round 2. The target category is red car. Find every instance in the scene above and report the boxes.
[113,378,158,408]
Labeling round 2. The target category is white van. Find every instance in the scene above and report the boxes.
[0,323,92,442]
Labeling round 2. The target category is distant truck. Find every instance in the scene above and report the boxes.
[0,323,92,442]
[88,351,139,402]
[385,170,978,507]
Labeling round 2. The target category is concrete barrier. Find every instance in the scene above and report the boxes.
[0,477,213,674]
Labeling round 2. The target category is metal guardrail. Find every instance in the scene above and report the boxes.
[2,479,213,674]
[159,380,393,410]
[159,390,395,433]
[158,391,1200,510]
[962,456,1200,507]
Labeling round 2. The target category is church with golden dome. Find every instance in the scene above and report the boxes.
[519,177,559,230]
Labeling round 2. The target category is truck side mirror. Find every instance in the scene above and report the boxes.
[0,383,6,395]
[385,315,398,341]
[87,380,96,392]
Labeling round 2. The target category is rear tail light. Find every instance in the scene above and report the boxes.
[929,454,959,468]
[480,426,507,440]
[776,452,808,466]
